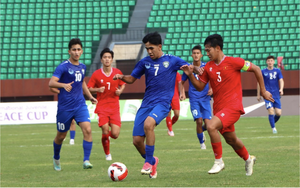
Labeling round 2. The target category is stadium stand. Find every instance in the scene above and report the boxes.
[0,0,136,80]
[147,0,299,70]
[0,0,299,80]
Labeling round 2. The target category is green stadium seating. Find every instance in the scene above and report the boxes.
[0,0,137,79]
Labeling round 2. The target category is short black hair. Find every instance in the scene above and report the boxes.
[100,48,114,59]
[192,45,202,52]
[204,34,223,50]
[266,55,275,60]
[68,38,82,50]
[142,32,162,45]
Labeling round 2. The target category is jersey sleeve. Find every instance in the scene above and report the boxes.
[181,72,188,82]
[52,64,64,79]
[174,56,188,70]
[199,66,209,84]
[277,69,283,79]
[87,71,97,88]
[232,57,252,72]
[131,60,145,79]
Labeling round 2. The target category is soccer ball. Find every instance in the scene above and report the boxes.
[108,162,128,181]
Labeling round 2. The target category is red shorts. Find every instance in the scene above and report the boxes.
[171,97,180,110]
[215,108,241,135]
[97,112,121,127]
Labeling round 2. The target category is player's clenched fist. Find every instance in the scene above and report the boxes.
[63,81,74,92]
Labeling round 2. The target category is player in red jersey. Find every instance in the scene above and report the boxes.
[88,48,126,161]
[165,72,182,136]
[181,34,273,176]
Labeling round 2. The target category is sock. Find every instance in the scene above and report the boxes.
[166,117,172,131]
[53,141,62,160]
[211,142,222,159]
[235,146,250,161]
[109,131,117,139]
[202,125,207,131]
[171,116,178,125]
[83,140,93,161]
[197,133,204,144]
[70,130,75,140]
[141,154,146,159]
[268,115,275,128]
[274,115,281,123]
[102,134,110,155]
[145,145,155,165]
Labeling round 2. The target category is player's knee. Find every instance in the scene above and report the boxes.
[225,137,237,146]
[111,132,119,139]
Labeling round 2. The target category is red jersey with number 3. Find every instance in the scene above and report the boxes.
[199,56,252,114]
[87,68,125,114]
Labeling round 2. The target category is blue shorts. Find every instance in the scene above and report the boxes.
[132,104,171,136]
[56,105,90,132]
[190,99,212,121]
[264,97,281,110]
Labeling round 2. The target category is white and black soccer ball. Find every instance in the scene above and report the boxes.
[108,162,128,181]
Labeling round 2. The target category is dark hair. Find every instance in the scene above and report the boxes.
[142,32,162,45]
[266,55,275,60]
[192,45,202,52]
[100,48,114,59]
[204,34,223,50]
[68,38,82,50]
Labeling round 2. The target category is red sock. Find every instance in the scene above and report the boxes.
[211,142,222,159]
[166,117,172,131]
[109,131,117,139]
[235,146,249,161]
[102,134,110,155]
[172,116,178,125]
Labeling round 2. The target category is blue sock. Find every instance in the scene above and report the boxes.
[141,154,146,159]
[268,115,275,128]
[53,141,62,160]
[274,115,281,123]
[83,140,93,161]
[202,125,207,131]
[145,145,155,165]
[70,130,76,139]
[197,133,204,144]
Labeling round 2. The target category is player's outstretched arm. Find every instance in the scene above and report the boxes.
[256,83,262,101]
[249,63,274,102]
[180,65,206,91]
[113,74,137,84]
[82,81,97,104]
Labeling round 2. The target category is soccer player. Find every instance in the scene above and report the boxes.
[87,48,126,161]
[49,38,97,171]
[50,87,76,145]
[180,45,212,150]
[257,55,284,134]
[113,32,188,179]
[165,72,182,136]
[181,34,274,176]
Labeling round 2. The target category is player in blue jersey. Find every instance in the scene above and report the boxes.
[49,38,97,171]
[257,55,284,134]
[113,32,188,179]
[180,45,212,150]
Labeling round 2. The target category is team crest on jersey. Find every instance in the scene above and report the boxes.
[101,79,103,83]
[163,61,169,68]
[264,73,268,76]
[68,68,74,74]
[82,69,85,75]
[209,67,212,72]
[145,62,151,69]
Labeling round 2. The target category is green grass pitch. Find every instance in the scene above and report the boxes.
[1,116,299,187]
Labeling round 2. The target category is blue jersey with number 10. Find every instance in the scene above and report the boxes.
[131,54,188,108]
[53,60,87,111]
